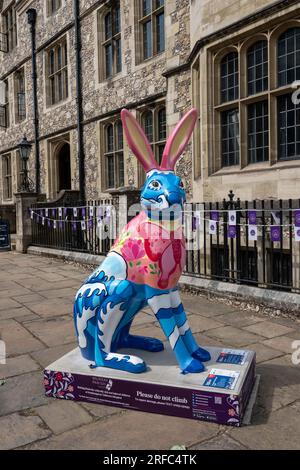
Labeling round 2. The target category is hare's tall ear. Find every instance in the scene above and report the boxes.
[161,108,198,171]
[121,109,159,172]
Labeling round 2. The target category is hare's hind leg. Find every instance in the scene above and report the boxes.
[148,292,205,373]
[92,281,147,374]
[170,290,211,362]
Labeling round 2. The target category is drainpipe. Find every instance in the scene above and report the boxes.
[73,0,85,203]
[27,8,40,195]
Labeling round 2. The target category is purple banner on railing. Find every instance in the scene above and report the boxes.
[228,225,236,238]
[295,226,300,241]
[248,210,257,225]
[294,210,300,227]
[211,211,219,221]
[271,225,281,242]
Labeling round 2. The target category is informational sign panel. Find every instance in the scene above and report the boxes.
[0,219,11,251]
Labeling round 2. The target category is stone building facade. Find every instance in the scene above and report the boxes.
[0,0,191,208]
[0,0,300,211]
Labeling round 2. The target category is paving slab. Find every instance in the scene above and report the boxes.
[0,298,22,311]
[80,402,124,419]
[249,342,284,363]
[2,354,40,379]
[229,401,300,449]
[23,316,76,348]
[131,311,156,327]
[180,294,236,317]
[28,298,73,318]
[255,355,300,413]
[25,410,219,450]
[131,323,166,341]
[30,342,77,368]
[185,315,224,333]
[190,433,247,450]
[0,319,44,356]
[12,293,46,305]
[0,372,48,416]
[37,288,76,300]
[205,325,264,347]
[263,336,297,354]
[35,400,93,435]
[35,272,68,282]
[244,321,295,339]
[0,306,35,321]
[0,287,33,298]
[216,311,265,328]
[1,252,300,450]
[0,413,51,450]
[0,281,25,292]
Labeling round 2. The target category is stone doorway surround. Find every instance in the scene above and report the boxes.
[46,133,73,200]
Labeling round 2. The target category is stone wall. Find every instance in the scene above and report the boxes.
[190,0,279,48]
[191,0,300,203]
[1,0,299,207]
[0,0,192,204]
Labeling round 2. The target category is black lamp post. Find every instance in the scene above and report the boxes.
[18,136,35,192]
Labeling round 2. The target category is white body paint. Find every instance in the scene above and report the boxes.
[77,307,96,348]
[98,302,125,353]
[148,293,172,314]
[178,320,190,336]
[76,282,107,300]
[169,326,180,349]
[105,352,144,365]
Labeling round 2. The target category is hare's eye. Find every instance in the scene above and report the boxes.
[148,180,161,191]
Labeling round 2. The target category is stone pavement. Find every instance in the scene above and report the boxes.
[0,251,299,450]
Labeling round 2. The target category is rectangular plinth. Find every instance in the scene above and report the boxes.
[44,345,256,426]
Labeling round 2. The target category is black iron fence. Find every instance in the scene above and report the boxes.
[30,191,300,293]
[185,191,300,293]
[31,198,115,256]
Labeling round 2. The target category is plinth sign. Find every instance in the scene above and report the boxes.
[44,109,257,426]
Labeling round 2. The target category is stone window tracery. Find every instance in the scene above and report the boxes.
[46,36,68,106]
[99,1,121,80]
[102,119,124,190]
[209,21,300,172]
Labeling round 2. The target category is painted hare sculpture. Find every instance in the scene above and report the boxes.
[74,108,211,374]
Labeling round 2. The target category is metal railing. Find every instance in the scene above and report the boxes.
[185,191,300,293]
[30,191,300,293]
[31,198,115,256]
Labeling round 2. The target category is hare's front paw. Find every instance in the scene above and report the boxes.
[192,347,211,362]
[182,358,205,374]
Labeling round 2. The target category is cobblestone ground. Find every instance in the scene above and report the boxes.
[0,252,299,450]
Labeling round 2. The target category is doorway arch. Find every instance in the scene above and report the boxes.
[57,142,71,191]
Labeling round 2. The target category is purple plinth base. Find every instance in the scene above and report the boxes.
[44,345,256,427]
